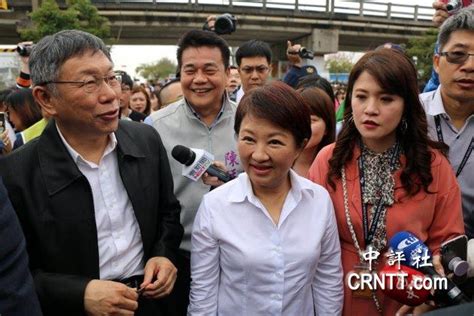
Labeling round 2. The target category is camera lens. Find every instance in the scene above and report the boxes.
[16,45,33,57]
[214,14,236,35]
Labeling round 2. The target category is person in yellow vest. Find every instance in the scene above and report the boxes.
[0,0,8,10]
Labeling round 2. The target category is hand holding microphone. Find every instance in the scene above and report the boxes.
[201,160,228,187]
[171,145,232,183]
[389,231,470,306]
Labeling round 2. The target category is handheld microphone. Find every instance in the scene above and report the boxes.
[171,145,232,183]
[380,264,431,306]
[389,231,471,305]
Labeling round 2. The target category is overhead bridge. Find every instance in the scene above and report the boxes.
[2,0,435,53]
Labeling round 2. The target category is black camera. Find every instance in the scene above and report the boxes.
[446,0,463,13]
[203,14,237,35]
[299,47,314,60]
[16,44,34,57]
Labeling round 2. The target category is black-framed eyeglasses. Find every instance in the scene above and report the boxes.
[240,66,269,75]
[439,51,474,64]
[38,73,122,93]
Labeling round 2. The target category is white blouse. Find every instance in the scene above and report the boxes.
[189,170,343,315]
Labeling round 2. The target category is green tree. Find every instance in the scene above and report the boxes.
[19,0,110,41]
[325,52,354,73]
[406,28,439,83]
[136,58,177,81]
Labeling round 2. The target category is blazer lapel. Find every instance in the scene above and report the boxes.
[114,123,148,247]
[37,120,100,277]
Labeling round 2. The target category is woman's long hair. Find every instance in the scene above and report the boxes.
[327,49,447,196]
[298,87,336,156]
[6,88,42,131]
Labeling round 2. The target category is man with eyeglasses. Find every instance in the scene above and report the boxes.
[235,40,273,103]
[0,30,183,316]
[420,6,474,238]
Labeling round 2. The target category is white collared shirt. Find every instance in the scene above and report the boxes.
[235,86,245,104]
[189,170,343,315]
[56,125,144,280]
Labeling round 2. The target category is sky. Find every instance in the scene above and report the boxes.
[2,0,436,80]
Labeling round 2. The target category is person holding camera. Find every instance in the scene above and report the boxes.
[283,40,317,88]
[235,40,273,103]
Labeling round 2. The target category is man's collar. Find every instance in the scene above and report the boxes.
[55,123,117,166]
[184,93,232,124]
[37,120,145,196]
[425,86,448,117]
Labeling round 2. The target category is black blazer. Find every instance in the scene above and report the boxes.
[0,120,183,315]
[0,178,42,316]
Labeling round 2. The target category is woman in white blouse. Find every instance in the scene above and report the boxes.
[188,81,343,315]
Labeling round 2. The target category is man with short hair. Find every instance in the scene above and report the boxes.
[226,65,241,101]
[147,29,242,315]
[420,6,474,238]
[119,71,147,122]
[235,39,272,103]
[0,30,183,316]
[157,78,183,109]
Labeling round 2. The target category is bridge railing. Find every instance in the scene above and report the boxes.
[90,0,434,21]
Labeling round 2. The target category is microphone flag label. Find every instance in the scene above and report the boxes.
[182,149,215,181]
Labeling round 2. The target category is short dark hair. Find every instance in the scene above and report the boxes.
[157,78,180,105]
[229,65,238,70]
[297,87,336,153]
[176,30,230,69]
[119,71,134,90]
[235,81,311,148]
[6,88,42,130]
[236,40,272,66]
[296,74,335,102]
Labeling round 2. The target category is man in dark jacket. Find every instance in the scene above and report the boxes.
[0,30,183,316]
[0,178,42,316]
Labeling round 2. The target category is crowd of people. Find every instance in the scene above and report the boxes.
[0,1,472,316]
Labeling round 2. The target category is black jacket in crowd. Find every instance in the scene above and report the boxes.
[0,119,183,315]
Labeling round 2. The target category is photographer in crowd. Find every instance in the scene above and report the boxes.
[283,40,317,88]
